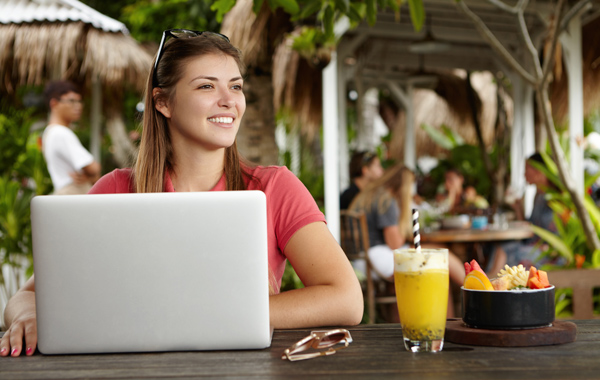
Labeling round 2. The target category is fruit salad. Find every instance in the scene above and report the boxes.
[463,260,552,291]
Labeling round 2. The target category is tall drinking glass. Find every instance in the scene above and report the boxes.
[394,248,449,352]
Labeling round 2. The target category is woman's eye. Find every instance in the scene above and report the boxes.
[231,84,243,91]
[198,84,213,89]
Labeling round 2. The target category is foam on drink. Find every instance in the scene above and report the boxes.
[394,248,448,273]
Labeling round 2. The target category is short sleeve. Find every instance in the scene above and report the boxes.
[260,167,326,253]
[55,128,95,170]
[376,199,400,229]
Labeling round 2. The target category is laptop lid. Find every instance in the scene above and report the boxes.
[31,191,271,354]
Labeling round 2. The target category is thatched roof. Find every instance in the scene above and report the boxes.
[222,0,324,140]
[0,0,151,101]
[382,70,512,159]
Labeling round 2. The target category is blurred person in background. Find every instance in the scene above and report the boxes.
[340,151,384,210]
[42,80,101,194]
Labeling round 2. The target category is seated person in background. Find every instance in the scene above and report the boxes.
[464,186,489,209]
[340,151,384,210]
[439,169,488,213]
[497,153,559,269]
[350,165,465,317]
[42,80,101,194]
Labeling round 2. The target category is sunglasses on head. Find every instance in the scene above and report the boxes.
[361,152,377,166]
[152,29,231,88]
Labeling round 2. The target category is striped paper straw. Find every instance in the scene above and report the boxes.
[412,208,421,253]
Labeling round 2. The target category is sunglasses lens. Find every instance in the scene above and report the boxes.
[170,29,201,38]
[315,332,346,348]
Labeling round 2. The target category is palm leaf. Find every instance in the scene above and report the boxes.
[530,225,574,264]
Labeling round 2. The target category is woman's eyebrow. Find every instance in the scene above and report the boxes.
[189,76,243,84]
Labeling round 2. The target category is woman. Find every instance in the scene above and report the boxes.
[1,30,363,357]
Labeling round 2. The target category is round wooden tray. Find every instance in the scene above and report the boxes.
[444,319,577,347]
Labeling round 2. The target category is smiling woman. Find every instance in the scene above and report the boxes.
[1,29,364,357]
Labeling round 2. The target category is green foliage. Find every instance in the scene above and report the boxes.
[419,123,495,200]
[407,0,425,31]
[420,123,465,150]
[0,106,34,179]
[211,0,237,22]
[0,177,35,270]
[0,94,52,289]
[527,152,600,270]
[121,0,221,42]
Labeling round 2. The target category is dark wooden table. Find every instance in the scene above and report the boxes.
[422,221,534,244]
[422,221,534,269]
[1,320,599,379]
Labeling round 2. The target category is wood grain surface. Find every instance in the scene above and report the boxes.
[1,320,599,379]
[445,319,577,347]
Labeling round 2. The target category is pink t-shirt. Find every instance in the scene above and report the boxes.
[89,166,326,292]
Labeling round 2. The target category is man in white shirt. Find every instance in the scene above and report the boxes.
[42,81,100,194]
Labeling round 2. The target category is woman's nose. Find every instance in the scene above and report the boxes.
[218,90,236,108]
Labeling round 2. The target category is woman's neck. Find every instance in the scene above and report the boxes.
[170,150,225,192]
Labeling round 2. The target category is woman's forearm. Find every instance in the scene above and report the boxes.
[270,283,363,329]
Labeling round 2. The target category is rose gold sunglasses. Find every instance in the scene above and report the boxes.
[281,329,353,362]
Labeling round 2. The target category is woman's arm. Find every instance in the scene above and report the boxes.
[1,275,37,357]
[383,225,406,250]
[269,222,364,329]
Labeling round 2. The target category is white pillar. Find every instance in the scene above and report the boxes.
[403,83,415,171]
[561,15,584,195]
[338,60,350,193]
[322,18,350,242]
[90,77,102,162]
[323,50,340,241]
[508,73,536,217]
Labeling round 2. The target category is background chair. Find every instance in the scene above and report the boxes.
[339,210,397,323]
[550,269,600,319]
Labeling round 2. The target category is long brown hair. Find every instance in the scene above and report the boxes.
[350,165,404,214]
[350,165,415,238]
[134,32,253,193]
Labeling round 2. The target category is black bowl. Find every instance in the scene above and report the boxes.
[461,286,555,329]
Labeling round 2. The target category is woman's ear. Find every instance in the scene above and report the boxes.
[153,88,171,119]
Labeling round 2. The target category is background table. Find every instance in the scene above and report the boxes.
[1,320,599,379]
[421,221,534,244]
[422,221,534,270]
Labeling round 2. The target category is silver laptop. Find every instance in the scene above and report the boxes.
[31,191,271,355]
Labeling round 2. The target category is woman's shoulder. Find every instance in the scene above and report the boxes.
[89,168,134,194]
[245,165,296,188]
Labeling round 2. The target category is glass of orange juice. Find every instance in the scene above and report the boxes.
[394,248,449,352]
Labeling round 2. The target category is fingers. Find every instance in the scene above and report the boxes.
[0,318,37,357]
[24,319,38,356]
[9,322,24,356]
[0,330,10,356]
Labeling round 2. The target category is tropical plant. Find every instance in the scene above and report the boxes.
[0,95,52,325]
[525,151,600,318]
[528,152,600,270]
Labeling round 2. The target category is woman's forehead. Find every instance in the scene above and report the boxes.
[183,54,242,78]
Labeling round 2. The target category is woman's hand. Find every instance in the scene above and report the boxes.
[1,276,37,357]
[0,310,37,357]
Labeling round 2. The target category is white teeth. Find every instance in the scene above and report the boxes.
[208,117,233,124]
